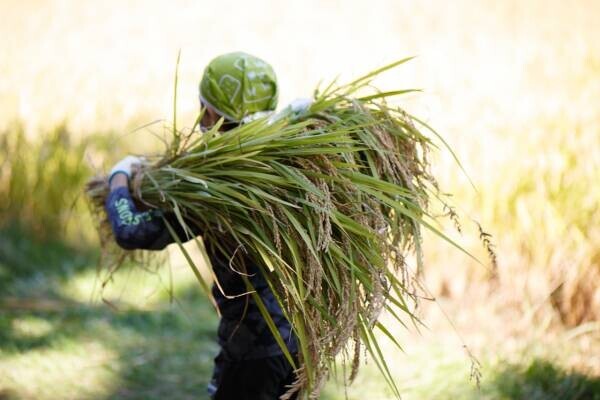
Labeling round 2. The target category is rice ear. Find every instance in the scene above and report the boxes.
[86,58,479,399]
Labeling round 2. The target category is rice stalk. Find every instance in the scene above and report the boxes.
[86,59,477,399]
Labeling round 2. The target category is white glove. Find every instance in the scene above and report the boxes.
[268,98,314,124]
[288,98,313,114]
[109,155,142,182]
[240,110,275,124]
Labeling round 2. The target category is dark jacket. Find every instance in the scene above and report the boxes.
[105,186,297,359]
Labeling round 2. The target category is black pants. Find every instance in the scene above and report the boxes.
[209,352,298,400]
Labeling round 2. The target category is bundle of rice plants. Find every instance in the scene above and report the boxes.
[87,59,477,399]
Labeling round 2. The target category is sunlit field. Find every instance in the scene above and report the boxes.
[1,0,599,399]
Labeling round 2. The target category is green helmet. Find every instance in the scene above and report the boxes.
[199,52,278,122]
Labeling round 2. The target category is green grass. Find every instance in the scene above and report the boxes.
[0,227,219,400]
[1,228,599,400]
[321,346,600,400]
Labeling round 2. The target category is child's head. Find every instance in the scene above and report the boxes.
[199,52,278,129]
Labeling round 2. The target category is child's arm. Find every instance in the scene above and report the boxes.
[105,157,200,250]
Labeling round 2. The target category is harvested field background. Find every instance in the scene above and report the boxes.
[1,1,599,399]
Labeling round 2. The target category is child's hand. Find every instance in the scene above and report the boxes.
[109,156,143,184]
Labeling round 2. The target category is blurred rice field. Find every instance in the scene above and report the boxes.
[1,0,600,398]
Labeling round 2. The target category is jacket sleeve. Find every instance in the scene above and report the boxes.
[105,187,202,250]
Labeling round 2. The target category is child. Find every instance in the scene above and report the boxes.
[106,52,301,400]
